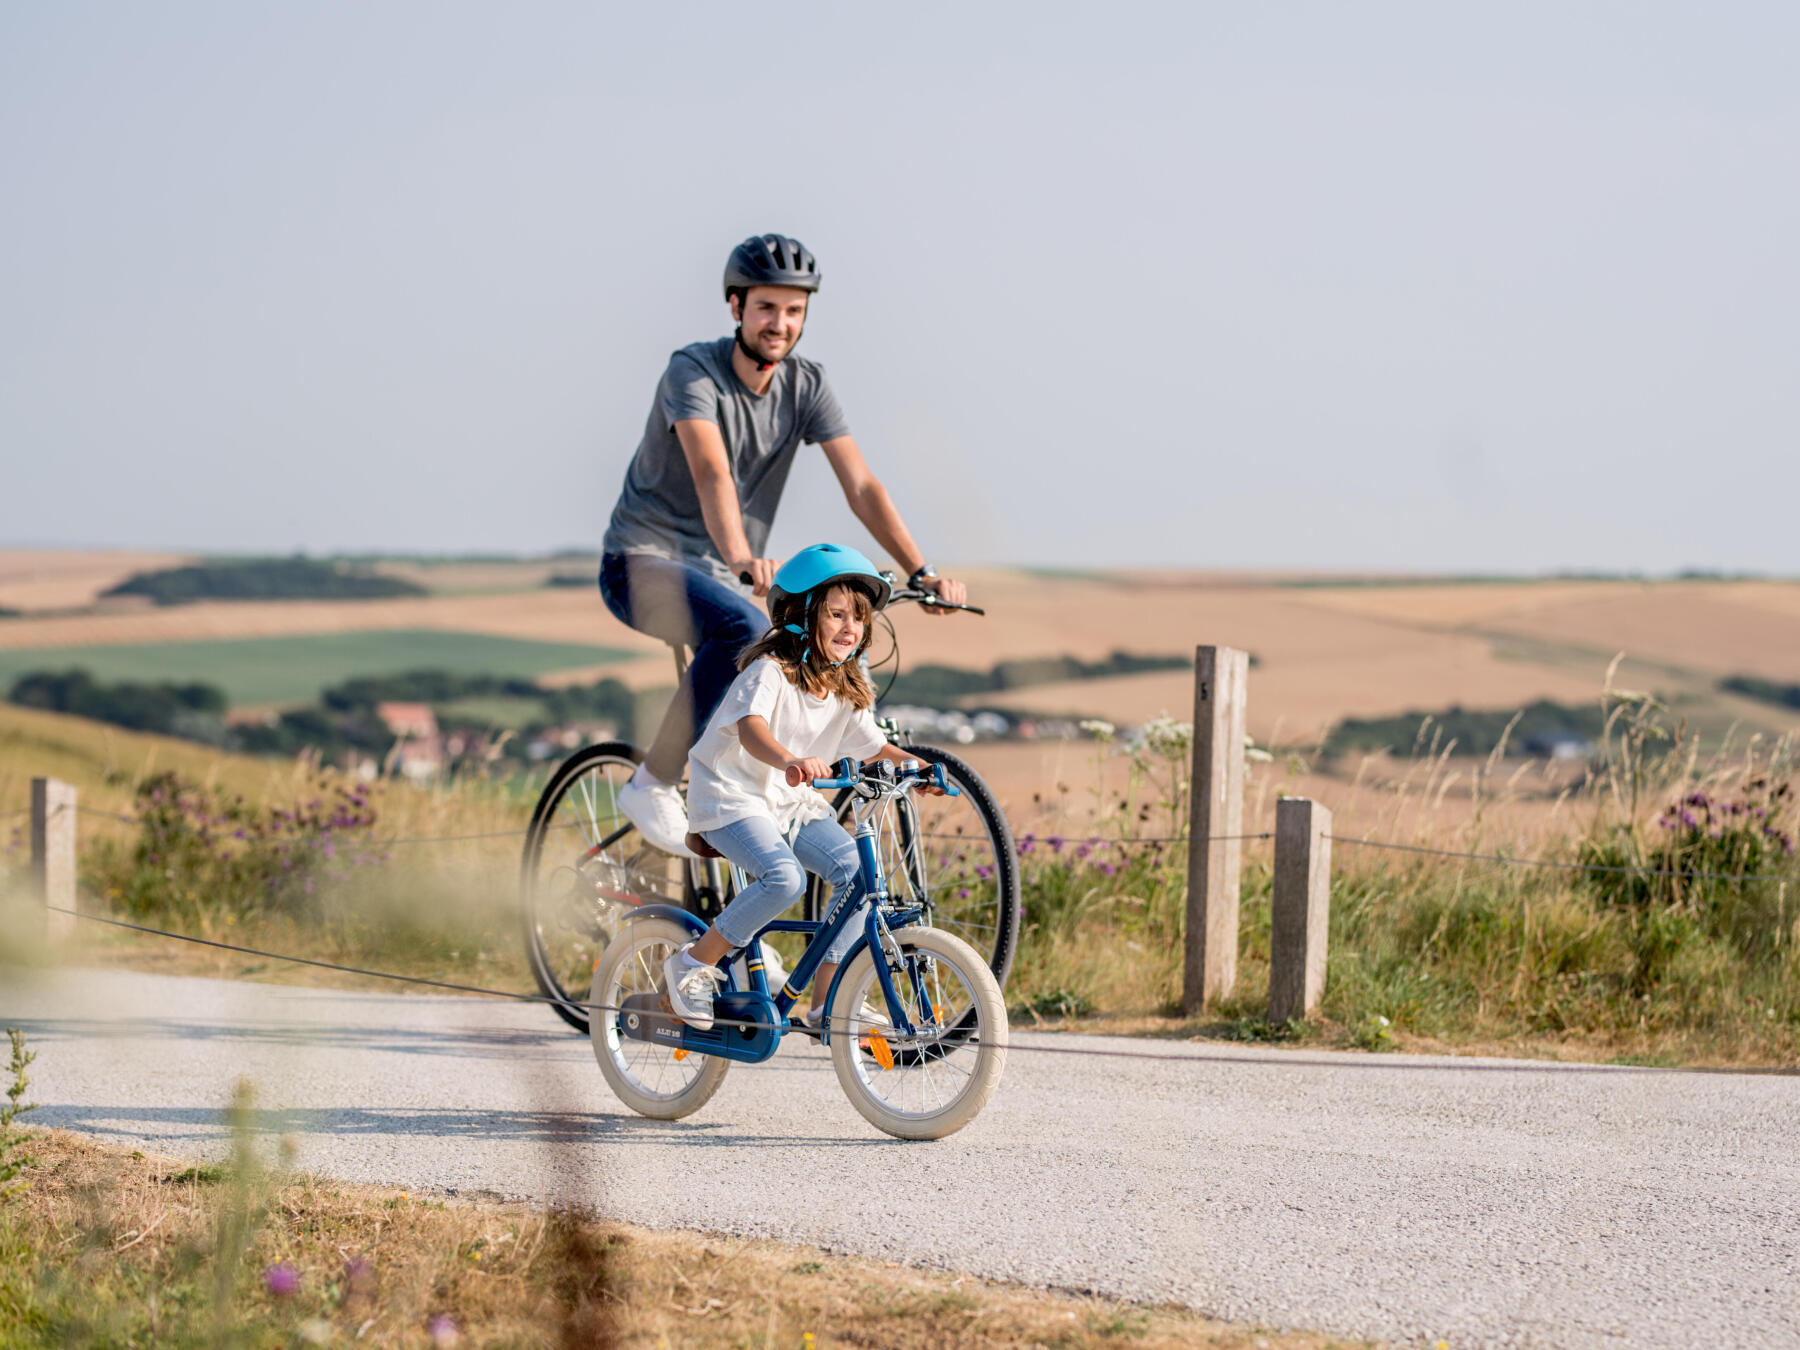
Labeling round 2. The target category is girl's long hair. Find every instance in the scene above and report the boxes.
[737,582,878,711]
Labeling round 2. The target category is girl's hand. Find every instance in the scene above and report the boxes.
[785,757,834,788]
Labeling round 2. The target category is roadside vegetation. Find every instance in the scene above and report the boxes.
[3,678,1797,1068]
[1005,693,1799,1067]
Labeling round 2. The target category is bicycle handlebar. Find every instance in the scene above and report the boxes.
[810,756,961,796]
[735,571,986,617]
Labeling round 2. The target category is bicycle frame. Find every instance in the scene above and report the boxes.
[613,757,959,1063]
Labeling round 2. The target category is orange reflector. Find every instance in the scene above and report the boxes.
[672,1048,689,1062]
[863,1029,895,1070]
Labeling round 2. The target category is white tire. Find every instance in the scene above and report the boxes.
[829,927,1007,1140]
[590,918,729,1119]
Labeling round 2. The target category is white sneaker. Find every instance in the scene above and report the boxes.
[618,766,694,857]
[663,946,726,1031]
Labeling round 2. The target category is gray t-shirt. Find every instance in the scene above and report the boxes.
[603,337,851,580]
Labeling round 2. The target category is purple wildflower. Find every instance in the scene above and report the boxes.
[264,1264,299,1297]
[428,1315,460,1347]
[1047,835,1065,853]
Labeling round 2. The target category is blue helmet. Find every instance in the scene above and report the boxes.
[768,543,891,623]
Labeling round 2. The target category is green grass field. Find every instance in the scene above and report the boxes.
[0,630,633,707]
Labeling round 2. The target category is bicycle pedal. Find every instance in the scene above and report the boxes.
[862,1028,895,1070]
[672,1048,689,1062]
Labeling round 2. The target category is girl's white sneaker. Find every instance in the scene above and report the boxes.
[662,946,726,1030]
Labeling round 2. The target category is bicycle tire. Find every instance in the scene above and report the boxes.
[805,743,1020,987]
[523,741,736,1033]
[521,741,642,1033]
[591,916,731,1118]
[828,926,1007,1140]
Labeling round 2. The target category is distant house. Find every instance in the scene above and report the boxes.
[376,702,438,740]
[376,701,443,781]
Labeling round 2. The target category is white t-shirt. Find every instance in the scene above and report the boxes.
[686,657,886,835]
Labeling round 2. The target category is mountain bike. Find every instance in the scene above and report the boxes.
[589,755,1008,1140]
[520,578,1020,1035]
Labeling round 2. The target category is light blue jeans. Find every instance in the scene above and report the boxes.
[703,814,866,965]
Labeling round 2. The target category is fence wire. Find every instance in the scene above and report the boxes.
[37,905,1719,1074]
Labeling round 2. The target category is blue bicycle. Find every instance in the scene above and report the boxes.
[588,756,1009,1140]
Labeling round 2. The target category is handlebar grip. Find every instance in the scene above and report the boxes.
[809,756,861,791]
[739,571,754,586]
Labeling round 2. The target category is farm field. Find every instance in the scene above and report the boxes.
[4,549,1798,746]
[0,630,635,708]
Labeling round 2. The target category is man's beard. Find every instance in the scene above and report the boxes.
[736,322,803,369]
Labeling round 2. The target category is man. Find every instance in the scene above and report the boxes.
[601,233,966,855]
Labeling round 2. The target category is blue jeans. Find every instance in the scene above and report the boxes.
[598,552,767,783]
[703,815,866,966]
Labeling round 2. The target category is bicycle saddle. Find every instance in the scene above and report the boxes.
[685,832,725,860]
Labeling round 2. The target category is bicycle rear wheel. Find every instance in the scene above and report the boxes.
[808,743,1020,986]
[520,742,687,1033]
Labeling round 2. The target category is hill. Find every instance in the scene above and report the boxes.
[102,557,427,605]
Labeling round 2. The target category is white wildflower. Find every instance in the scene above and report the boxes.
[1141,714,1193,757]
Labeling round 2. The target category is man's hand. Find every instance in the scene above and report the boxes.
[731,557,778,598]
[919,573,968,615]
[785,757,835,788]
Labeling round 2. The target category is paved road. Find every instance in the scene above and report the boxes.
[4,966,1796,1349]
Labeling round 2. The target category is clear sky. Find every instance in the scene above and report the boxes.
[2,3,1795,572]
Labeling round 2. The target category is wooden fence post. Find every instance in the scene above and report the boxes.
[1183,645,1249,1013]
[1269,796,1332,1023]
[31,777,78,943]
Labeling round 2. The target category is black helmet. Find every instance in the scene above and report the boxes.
[723,234,822,300]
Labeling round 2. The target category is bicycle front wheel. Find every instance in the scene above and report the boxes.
[811,743,1021,986]
[829,926,1007,1140]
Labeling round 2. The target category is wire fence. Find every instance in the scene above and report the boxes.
[37,904,1714,1074]
[22,796,1797,882]
[15,785,1794,1076]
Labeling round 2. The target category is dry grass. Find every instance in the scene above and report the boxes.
[2,1128,1372,1349]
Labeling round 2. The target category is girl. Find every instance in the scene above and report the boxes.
[662,542,927,1031]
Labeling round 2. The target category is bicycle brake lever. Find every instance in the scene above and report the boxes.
[811,755,862,791]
